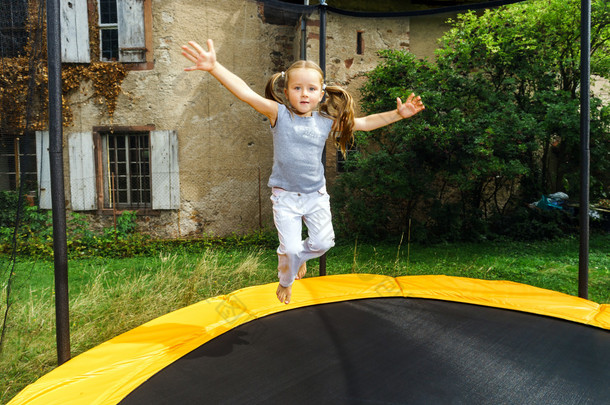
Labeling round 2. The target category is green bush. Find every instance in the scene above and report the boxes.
[0,202,278,260]
[332,0,610,242]
[489,206,579,241]
[0,191,19,228]
[0,208,142,259]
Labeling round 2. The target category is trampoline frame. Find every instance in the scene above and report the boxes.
[9,274,610,405]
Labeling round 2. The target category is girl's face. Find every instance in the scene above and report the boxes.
[284,68,324,116]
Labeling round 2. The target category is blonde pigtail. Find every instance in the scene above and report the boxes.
[321,85,355,158]
[265,72,284,102]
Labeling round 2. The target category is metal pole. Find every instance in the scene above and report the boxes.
[319,0,327,74]
[319,0,327,276]
[258,167,263,229]
[300,1,309,60]
[47,0,71,364]
[578,0,591,299]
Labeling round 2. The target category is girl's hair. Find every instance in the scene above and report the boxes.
[265,60,355,157]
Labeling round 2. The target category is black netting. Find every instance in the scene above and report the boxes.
[0,0,45,179]
[260,0,528,19]
[0,0,46,351]
[259,0,317,25]
[327,0,527,17]
[0,0,29,58]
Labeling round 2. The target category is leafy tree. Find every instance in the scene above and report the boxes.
[437,0,610,198]
[332,0,610,241]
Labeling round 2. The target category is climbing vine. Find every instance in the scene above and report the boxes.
[0,0,127,134]
[86,62,127,118]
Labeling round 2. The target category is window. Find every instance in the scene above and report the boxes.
[99,0,119,61]
[60,0,152,67]
[64,127,181,212]
[337,146,358,173]
[101,130,151,209]
[356,31,364,55]
[21,129,176,211]
[0,133,37,192]
[97,0,148,63]
[0,0,28,58]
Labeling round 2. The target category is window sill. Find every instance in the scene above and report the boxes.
[96,208,162,216]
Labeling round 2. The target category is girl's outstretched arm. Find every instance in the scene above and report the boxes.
[181,40,278,123]
[353,93,425,132]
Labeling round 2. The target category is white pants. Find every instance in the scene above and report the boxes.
[271,187,335,287]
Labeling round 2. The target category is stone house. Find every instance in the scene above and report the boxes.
[1,0,457,238]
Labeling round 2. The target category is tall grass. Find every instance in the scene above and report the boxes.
[68,251,270,346]
[1,249,273,404]
[1,234,609,403]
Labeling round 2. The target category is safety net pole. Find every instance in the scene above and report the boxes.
[300,1,309,60]
[46,0,71,364]
[578,0,591,300]
[319,0,327,277]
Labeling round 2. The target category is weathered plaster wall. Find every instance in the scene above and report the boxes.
[152,0,296,236]
[592,75,610,103]
[409,12,456,61]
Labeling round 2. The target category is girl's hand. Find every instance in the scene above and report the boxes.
[181,39,217,72]
[397,93,425,118]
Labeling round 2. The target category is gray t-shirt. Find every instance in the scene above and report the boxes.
[268,103,334,193]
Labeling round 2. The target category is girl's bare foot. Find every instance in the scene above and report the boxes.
[276,283,292,304]
[295,262,307,280]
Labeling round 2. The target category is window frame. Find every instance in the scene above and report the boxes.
[68,127,178,213]
[0,0,29,58]
[337,145,359,173]
[0,132,38,193]
[86,0,154,70]
[356,30,365,55]
[93,125,156,214]
[98,0,119,62]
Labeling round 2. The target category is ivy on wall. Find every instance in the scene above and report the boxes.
[0,0,127,133]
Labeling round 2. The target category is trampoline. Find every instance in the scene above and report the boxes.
[9,274,610,404]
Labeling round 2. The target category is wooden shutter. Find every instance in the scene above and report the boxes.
[150,130,179,210]
[118,0,146,62]
[35,131,52,209]
[68,132,97,210]
[60,0,91,63]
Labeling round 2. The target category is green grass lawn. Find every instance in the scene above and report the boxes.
[1,234,609,403]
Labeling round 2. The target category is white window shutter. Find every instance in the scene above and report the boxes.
[68,132,97,210]
[60,0,91,63]
[118,0,146,62]
[151,130,179,210]
[35,131,52,209]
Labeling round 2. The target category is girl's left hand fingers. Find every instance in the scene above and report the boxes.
[181,49,197,63]
[188,41,206,55]
[182,45,204,64]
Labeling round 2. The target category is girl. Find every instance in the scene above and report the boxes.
[181,39,425,304]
